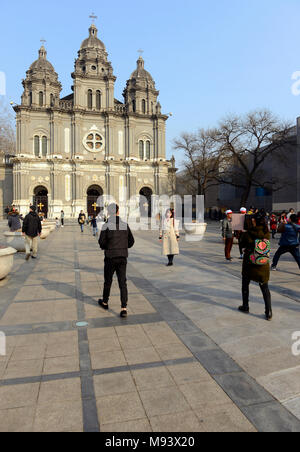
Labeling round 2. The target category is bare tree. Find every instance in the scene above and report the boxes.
[0,100,16,155]
[173,130,221,197]
[213,110,294,205]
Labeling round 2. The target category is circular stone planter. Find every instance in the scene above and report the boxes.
[0,246,17,280]
[4,232,26,252]
[40,228,51,240]
[184,222,207,242]
[42,222,56,232]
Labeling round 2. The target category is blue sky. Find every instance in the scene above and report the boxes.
[1,0,300,165]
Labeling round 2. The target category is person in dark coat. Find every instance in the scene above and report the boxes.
[98,203,135,318]
[239,212,272,321]
[8,209,22,232]
[222,210,233,261]
[22,206,42,260]
[271,214,300,271]
[78,211,86,233]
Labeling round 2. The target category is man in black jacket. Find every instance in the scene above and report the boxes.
[22,206,42,261]
[98,204,135,318]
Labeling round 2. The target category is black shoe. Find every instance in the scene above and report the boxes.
[166,263,173,267]
[120,309,128,318]
[239,306,249,313]
[98,300,109,310]
[31,256,37,259]
[265,310,273,321]
[25,254,30,261]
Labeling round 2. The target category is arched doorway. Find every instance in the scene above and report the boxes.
[139,187,153,218]
[33,186,48,218]
[87,185,103,217]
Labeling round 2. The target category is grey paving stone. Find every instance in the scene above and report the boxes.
[241,401,300,432]
[194,349,242,375]
[180,334,217,353]
[214,373,275,407]
[167,320,200,336]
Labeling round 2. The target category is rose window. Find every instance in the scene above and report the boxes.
[83,132,105,153]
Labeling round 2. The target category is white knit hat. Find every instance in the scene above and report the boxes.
[240,207,247,213]
[225,210,233,215]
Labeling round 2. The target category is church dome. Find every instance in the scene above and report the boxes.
[29,46,56,73]
[80,24,105,50]
[130,56,154,82]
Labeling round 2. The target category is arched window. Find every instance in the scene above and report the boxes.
[139,141,144,160]
[39,92,43,107]
[50,94,55,107]
[88,90,93,109]
[34,136,40,157]
[146,141,151,160]
[151,102,153,114]
[96,91,101,110]
[42,136,47,157]
[142,99,146,114]
[29,92,32,106]
[132,99,136,113]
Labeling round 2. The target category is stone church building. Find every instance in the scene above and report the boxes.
[1,22,175,218]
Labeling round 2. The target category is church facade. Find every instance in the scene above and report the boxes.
[6,23,174,218]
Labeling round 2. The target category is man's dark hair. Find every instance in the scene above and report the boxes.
[107,203,119,216]
[290,214,298,224]
[30,205,36,212]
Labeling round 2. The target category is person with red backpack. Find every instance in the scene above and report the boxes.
[239,212,272,321]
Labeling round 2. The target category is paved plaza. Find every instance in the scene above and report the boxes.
[0,222,300,432]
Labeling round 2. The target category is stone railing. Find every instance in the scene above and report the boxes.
[114,104,127,114]
[59,100,73,110]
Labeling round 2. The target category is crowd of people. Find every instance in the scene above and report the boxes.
[221,206,300,321]
[3,202,299,322]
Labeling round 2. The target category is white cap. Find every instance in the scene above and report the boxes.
[240,207,247,213]
[226,210,233,215]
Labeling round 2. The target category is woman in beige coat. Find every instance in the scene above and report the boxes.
[159,209,180,266]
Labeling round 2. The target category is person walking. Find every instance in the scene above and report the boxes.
[297,212,300,226]
[236,207,247,259]
[90,215,98,237]
[239,212,272,321]
[159,209,180,266]
[270,213,278,239]
[271,214,300,271]
[98,203,135,318]
[222,210,234,261]
[78,210,86,233]
[22,205,42,261]
[60,210,65,228]
[8,208,22,232]
[4,206,10,219]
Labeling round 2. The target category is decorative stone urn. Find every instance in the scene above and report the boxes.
[184,222,207,242]
[0,246,17,280]
[4,232,26,252]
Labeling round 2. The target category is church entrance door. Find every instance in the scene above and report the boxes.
[139,187,153,218]
[33,186,48,219]
[87,185,103,217]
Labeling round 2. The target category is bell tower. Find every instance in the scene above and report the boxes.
[72,20,116,111]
